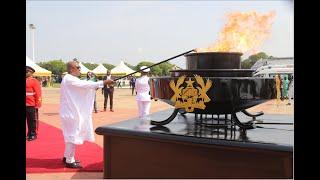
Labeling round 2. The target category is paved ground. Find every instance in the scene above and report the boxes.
[27,87,293,180]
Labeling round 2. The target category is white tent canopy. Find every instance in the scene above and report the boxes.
[111,61,140,76]
[79,62,91,75]
[92,64,108,75]
[26,56,52,76]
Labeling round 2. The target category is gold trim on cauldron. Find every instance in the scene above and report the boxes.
[169,75,212,112]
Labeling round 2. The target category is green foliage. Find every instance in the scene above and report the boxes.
[136,61,159,75]
[241,52,271,69]
[102,63,115,70]
[37,60,66,75]
[35,59,177,77]
[124,62,137,71]
[159,62,175,76]
[82,63,98,70]
[136,61,153,70]
[248,52,269,61]
[241,60,252,69]
[136,61,174,76]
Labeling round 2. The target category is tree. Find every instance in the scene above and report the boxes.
[82,62,98,70]
[136,61,162,76]
[102,63,115,71]
[158,62,175,76]
[241,52,271,69]
[248,52,269,62]
[135,61,175,76]
[124,62,137,71]
[37,60,66,75]
[241,60,252,69]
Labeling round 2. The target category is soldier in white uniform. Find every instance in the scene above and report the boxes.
[135,66,151,122]
[59,60,113,168]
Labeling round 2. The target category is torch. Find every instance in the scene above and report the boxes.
[113,49,196,81]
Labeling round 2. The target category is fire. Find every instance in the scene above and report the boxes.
[196,11,276,54]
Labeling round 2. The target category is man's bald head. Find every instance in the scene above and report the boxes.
[67,61,77,73]
[67,60,81,77]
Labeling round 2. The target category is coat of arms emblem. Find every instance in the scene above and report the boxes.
[169,75,212,112]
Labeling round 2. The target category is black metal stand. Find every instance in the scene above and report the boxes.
[150,108,267,130]
[194,113,230,128]
[231,113,255,130]
[150,109,179,126]
[241,109,264,121]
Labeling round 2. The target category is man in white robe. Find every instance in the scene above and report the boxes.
[59,60,113,168]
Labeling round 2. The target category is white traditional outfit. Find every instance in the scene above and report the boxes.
[135,66,151,120]
[59,74,104,163]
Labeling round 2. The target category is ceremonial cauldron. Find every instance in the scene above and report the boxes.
[149,52,276,129]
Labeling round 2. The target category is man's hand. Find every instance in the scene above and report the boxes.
[103,79,114,86]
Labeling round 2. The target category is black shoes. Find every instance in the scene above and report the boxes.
[62,157,81,164]
[27,135,37,141]
[62,157,82,168]
[65,162,82,168]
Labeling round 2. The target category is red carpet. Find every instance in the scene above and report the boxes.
[26,121,103,173]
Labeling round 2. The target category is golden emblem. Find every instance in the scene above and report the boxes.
[169,75,212,112]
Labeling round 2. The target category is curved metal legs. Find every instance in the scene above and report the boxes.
[231,113,255,130]
[150,108,263,130]
[150,125,171,133]
[178,109,187,115]
[150,108,179,126]
[241,109,264,121]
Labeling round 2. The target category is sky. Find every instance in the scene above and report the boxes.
[26,0,293,68]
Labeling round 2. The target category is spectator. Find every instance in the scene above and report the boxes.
[282,75,289,100]
[102,70,114,112]
[287,75,294,105]
[130,77,136,95]
[87,71,98,113]
[275,74,281,107]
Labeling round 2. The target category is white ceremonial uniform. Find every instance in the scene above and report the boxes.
[135,75,151,119]
[59,74,104,145]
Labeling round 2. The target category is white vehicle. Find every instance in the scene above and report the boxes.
[254,64,293,74]
[253,66,293,79]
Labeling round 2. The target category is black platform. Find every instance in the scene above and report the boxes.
[95,108,293,179]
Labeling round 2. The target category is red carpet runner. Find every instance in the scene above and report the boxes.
[26,121,103,173]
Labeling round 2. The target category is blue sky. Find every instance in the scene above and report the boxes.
[26,1,293,68]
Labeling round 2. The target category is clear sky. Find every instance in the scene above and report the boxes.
[26,0,293,68]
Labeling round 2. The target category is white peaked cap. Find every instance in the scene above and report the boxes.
[140,66,150,72]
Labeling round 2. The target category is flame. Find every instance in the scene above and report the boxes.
[196,11,276,54]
